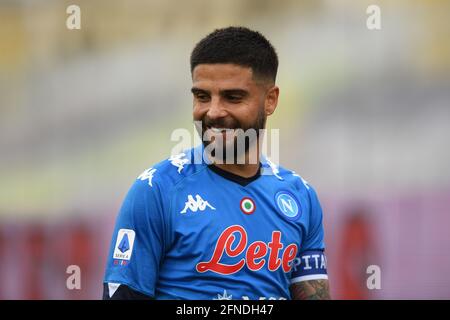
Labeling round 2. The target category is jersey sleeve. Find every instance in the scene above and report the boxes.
[103,283,153,300]
[103,171,167,298]
[291,185,328,284]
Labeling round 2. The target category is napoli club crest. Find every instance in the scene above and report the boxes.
[275,191,301,220]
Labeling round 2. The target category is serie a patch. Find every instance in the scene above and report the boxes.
[113,229,136,262]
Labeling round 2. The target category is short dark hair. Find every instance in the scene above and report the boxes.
[190,26,278,83]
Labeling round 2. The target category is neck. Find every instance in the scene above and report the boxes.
[213,162,260,178]
[211,143,261,178]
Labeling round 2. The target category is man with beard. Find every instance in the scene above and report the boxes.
[103,27,330,300]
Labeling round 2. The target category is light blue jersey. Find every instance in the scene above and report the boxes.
[104,146,327,300]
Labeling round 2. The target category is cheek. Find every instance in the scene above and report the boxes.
[192,104,204,120]
[239,100,263,121]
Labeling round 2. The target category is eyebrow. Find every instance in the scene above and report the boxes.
[221,89,248,97]
[191,87,209,95]
[191,87,249,97]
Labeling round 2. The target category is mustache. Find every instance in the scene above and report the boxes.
[202,116,240,130]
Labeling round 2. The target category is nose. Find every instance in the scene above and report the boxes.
[206,97,227,121]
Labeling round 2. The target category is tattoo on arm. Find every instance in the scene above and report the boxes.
[290,279,331,300]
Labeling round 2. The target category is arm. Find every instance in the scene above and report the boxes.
[103,168,166,299]
[290,279,331,300]
[290,182,330,300]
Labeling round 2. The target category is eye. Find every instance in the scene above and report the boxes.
[226,95,243,103]
[195,93,210,102]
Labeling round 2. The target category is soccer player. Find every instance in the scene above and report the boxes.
[103,26,330,300]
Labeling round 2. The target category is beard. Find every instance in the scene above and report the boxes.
[195,107,267,164]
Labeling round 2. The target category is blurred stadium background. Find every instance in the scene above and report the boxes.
[0,0,449,299]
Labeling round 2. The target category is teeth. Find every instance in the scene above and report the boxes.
[210,127,226,133]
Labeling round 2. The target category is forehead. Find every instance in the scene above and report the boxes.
[192,64,255,89]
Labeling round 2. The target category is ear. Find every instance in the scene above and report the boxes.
[264,85,279,116]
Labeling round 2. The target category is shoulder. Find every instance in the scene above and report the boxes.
[262,156,312,192]
[133,147,208,194]
[261,156,321,210]
[265,160,325,239]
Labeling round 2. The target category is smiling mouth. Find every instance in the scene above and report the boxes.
[207,126,235,134]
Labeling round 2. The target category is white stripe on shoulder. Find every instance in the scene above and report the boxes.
[292,171,310,190]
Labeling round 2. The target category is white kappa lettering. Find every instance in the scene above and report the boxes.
[137,168,156,186]
[169,153,189,173]
[181,194,216,214]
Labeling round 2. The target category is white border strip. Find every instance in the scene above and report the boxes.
[290,274,328,284]
[108,282,121,298]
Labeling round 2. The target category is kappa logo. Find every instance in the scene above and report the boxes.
[213,289,287,300]
[265,158,283,180]
[137,167,157,186]
[180,194,216,214]
[169,153,189,174]
[213,290,232,300]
